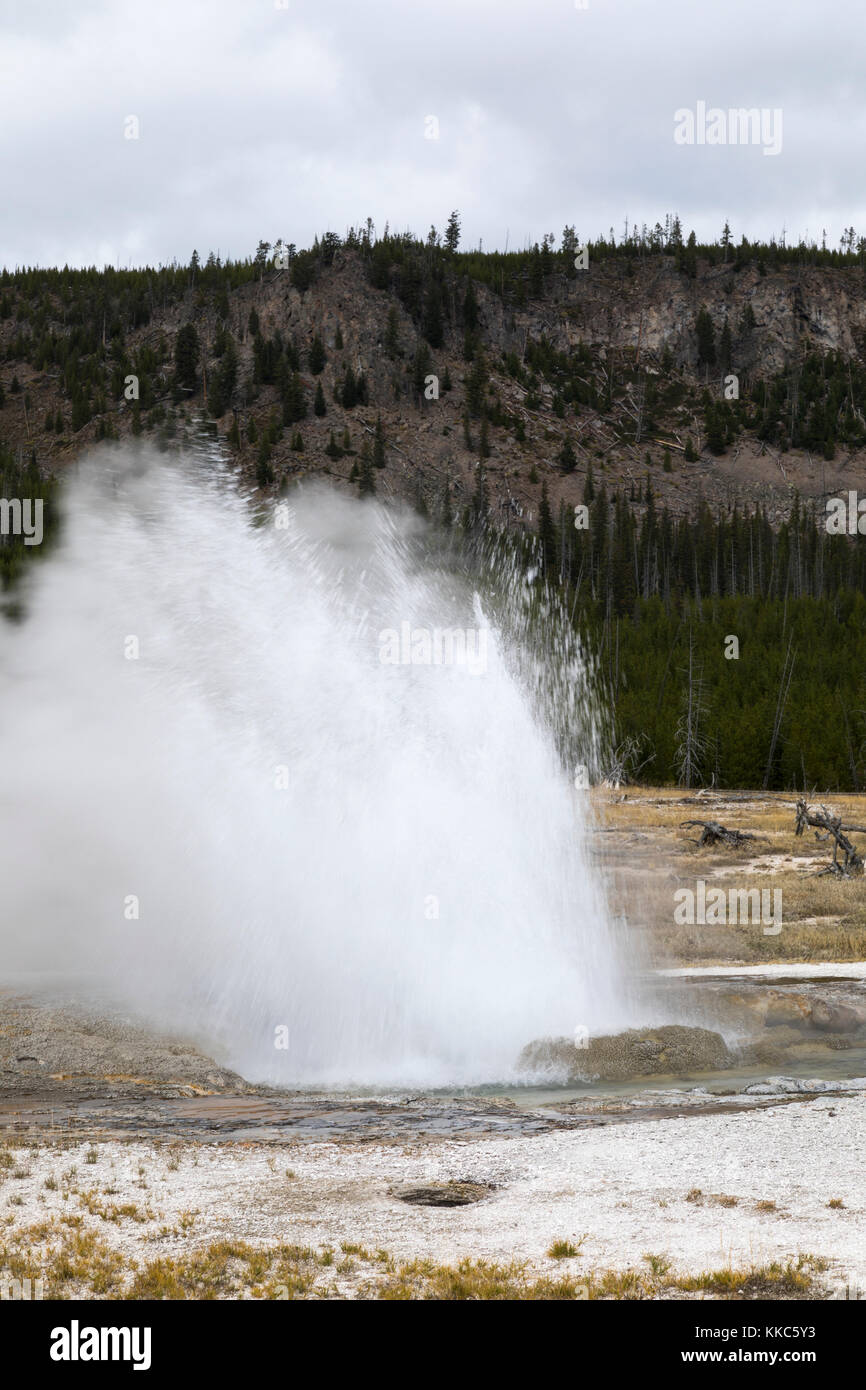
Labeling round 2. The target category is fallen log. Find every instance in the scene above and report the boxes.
[680,819,762,849]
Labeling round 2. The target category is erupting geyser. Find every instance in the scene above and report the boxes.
[0,445,631,1086]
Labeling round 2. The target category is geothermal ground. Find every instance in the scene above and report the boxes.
[2,791,865,1300]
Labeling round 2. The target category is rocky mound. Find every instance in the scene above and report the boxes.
[0,989,254,1099]
[518,1024,732,1083]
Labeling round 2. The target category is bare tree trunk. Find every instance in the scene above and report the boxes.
[762,633,796,789]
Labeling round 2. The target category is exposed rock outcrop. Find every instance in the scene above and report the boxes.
[518,1024,732,1082]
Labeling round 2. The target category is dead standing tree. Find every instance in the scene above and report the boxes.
[794,799,866,877]
[762,634,796,790]
[674,628,709,789]
[600,734,655,789]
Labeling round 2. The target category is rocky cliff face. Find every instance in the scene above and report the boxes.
[4,251,866,529]
[476,259,866,375]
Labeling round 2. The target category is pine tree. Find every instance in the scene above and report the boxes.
[385,307,400,358]
[308,334,326,374]
[705,402,726,455]
[444,210,461,253]
[283,372,307,424]
[696,306,716,367]
[342,366,358,409]
[422,283,444,348]
[465,352,487,416]
[217,341,238,405]
[412,343,432,402]
[479,413,490,458]
[463,283,479,331]
[559,437,577,473]
[358,440,376,496]
[537,481,557,575]
[373,414,386,467]
[174,324,200,391]
[314,381,326,416]
[209,382,225,419]
[719,319,732,373]
[256,438,274,488]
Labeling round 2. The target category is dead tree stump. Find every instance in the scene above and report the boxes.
[794,799,866,877]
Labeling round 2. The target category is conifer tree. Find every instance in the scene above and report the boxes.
[174,324,200,391]
[696,306,716,367]
[342,366,358,409]
[479,413,490,458]
[384,307,400,358]
[422,283,444,348]
[308,334,326,374]
[373,413,386,468]
[559,436,577,473]
[444,210,461,253]
[537,481,557,575]
[358,440,376,496]
[283,372,306,424]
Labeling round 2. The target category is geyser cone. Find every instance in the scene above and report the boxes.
[0,445,631,1086]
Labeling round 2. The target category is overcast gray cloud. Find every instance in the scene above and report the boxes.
[2,0,864,268]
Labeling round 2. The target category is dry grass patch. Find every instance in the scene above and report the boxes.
[0,1215,834,1301]
[547,1237,587,1259]
[594,787,866,963]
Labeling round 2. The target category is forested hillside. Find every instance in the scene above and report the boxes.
[4,216,866,788]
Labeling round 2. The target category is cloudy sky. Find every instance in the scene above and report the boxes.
[2,0,864,269]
